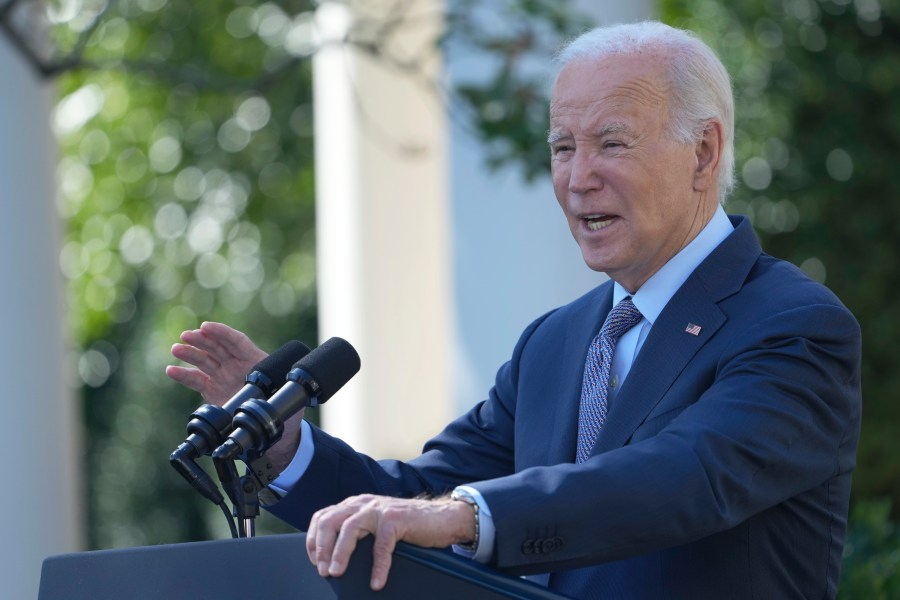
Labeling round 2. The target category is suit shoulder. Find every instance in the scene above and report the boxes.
[722,253,861,345]
[749,253,853,313]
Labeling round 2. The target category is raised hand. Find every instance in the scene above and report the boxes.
[166,321,268,406]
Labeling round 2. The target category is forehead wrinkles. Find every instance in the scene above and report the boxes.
[550,72,671,126]
[614,76,669,109]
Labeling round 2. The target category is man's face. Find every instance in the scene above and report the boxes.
[549,53,716,292]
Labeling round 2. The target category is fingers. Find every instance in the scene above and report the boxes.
[164,365,209,393]
[168,322,268,405]
[178,327,228,363]
[309,497,367,574]
[369,525,398,590]
[306,495,461,591]
[171,342,220,374]
[306,510,321,566]
[312,509,343,577]
[176,322,262,367]
[199,321,266,362]
[329,513,377,577]
[326,517,397,590]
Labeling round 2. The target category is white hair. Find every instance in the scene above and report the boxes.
[555,21,735,202]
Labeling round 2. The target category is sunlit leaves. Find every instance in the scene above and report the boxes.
[55,0,319,548]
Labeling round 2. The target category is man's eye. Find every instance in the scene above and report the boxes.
[552,145,573,155]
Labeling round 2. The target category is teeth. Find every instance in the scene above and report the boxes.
[585,216,614,231]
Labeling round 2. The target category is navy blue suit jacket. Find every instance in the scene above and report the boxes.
[269,216,861,599]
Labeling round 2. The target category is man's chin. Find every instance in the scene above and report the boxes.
[580,254,615,276]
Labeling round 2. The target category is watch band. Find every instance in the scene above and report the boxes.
[450,489,480,552]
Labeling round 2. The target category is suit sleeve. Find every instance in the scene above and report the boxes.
[265,310,557,530]
[470,302,862,574]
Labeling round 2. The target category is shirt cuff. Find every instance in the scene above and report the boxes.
[451,485,495,563]
[267,419,315,499]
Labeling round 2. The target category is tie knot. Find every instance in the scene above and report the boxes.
[601,296,643,341]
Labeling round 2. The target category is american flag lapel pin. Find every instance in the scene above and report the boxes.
[685,323,702,336]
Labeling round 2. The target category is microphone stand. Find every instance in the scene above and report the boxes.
[208,337,361,537]
[213,449,281,538]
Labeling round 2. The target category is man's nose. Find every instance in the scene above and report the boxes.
[568,149,600,195]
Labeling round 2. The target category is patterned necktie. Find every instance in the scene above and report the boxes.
[576,296,644,463]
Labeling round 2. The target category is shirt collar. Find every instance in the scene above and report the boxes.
[612,205,734,324]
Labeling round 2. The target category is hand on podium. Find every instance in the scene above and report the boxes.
[307,494,477,591]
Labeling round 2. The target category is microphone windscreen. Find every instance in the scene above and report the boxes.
[255,340,312,381]
[296,337,361,403]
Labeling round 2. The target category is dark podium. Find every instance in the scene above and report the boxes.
[39,533,572,599]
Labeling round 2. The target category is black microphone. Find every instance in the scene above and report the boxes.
[171,340,311,460]
[170,340,310,503]
[212,337,361,462]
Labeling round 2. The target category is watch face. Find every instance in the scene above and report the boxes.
[452,490,475,504]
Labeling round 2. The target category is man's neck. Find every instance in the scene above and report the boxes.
[612,205,734,322]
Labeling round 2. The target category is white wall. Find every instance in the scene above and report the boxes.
[0,35,83,600]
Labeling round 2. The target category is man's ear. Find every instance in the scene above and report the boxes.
[693,119,724,193]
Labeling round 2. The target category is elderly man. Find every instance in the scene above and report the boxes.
[168,21,860,599]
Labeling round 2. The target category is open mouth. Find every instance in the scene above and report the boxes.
[583,214,616,231]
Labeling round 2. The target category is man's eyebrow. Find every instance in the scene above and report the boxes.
[547,130,569,145]
[595,122,632,137]
[547,122,633,145]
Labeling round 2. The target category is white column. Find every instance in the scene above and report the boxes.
[0,36,83,599]
[314,1,453,458]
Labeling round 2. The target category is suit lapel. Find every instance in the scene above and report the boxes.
[593,216,761,455]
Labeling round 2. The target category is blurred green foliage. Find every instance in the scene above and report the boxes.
[840,500,900,599]
[54,0,320,546]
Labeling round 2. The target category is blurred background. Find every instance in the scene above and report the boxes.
[2,0,897,597]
